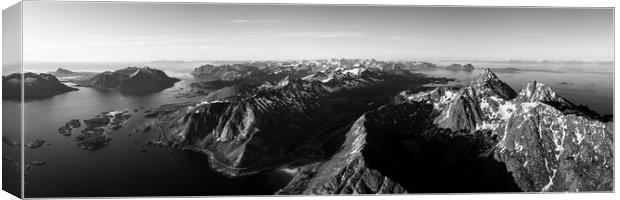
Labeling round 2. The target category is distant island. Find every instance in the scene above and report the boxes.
[445,63,475,71]
[50,68,99,82]
[2,72,78,99]
[77,66,180,94]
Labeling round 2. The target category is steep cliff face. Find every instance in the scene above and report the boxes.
[278,114,408,194]
[166,80,363,175]
[280,99,521,194]
[158,80,370,176]
[493,102,613,191]
[80,67,179,94]
[2,72,78,99]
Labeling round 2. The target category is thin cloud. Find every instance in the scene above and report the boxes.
[383,36,439,43]
[226,19,282,23]
[488,33,545,39]
[278,31,366,38]
[305,17,325,21]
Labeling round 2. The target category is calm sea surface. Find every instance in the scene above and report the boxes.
[3,77,293,197]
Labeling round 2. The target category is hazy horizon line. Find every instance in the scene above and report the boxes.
[20,58,615,64]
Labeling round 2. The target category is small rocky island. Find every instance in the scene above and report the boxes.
[64,110,132,151]
[78,66,180,94]
[58,119,81,136]
[2,72,78,99]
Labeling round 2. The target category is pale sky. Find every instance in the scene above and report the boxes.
[23,2,614,62]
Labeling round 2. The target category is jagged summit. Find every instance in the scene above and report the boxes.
[514,80,606,121]
[473,68,499,83]
[517,80,569,104]
[469,68,517,100]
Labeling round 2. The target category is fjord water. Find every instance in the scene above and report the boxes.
[3,77,293,197]
[3,61,613,197]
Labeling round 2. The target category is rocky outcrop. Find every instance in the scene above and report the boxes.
[58,119,81,136]
[79,67,179,94]
[2,72,78,99]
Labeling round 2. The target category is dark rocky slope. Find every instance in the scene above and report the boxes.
[151,68,449,176]
[278,101,520,194]
[2,72,78,99]
[79,67,179,94]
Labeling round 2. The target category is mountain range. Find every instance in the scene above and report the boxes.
[148,66,613,193]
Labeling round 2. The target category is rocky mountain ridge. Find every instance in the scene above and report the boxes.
[79,66,179,94]
[150,67,450,176]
